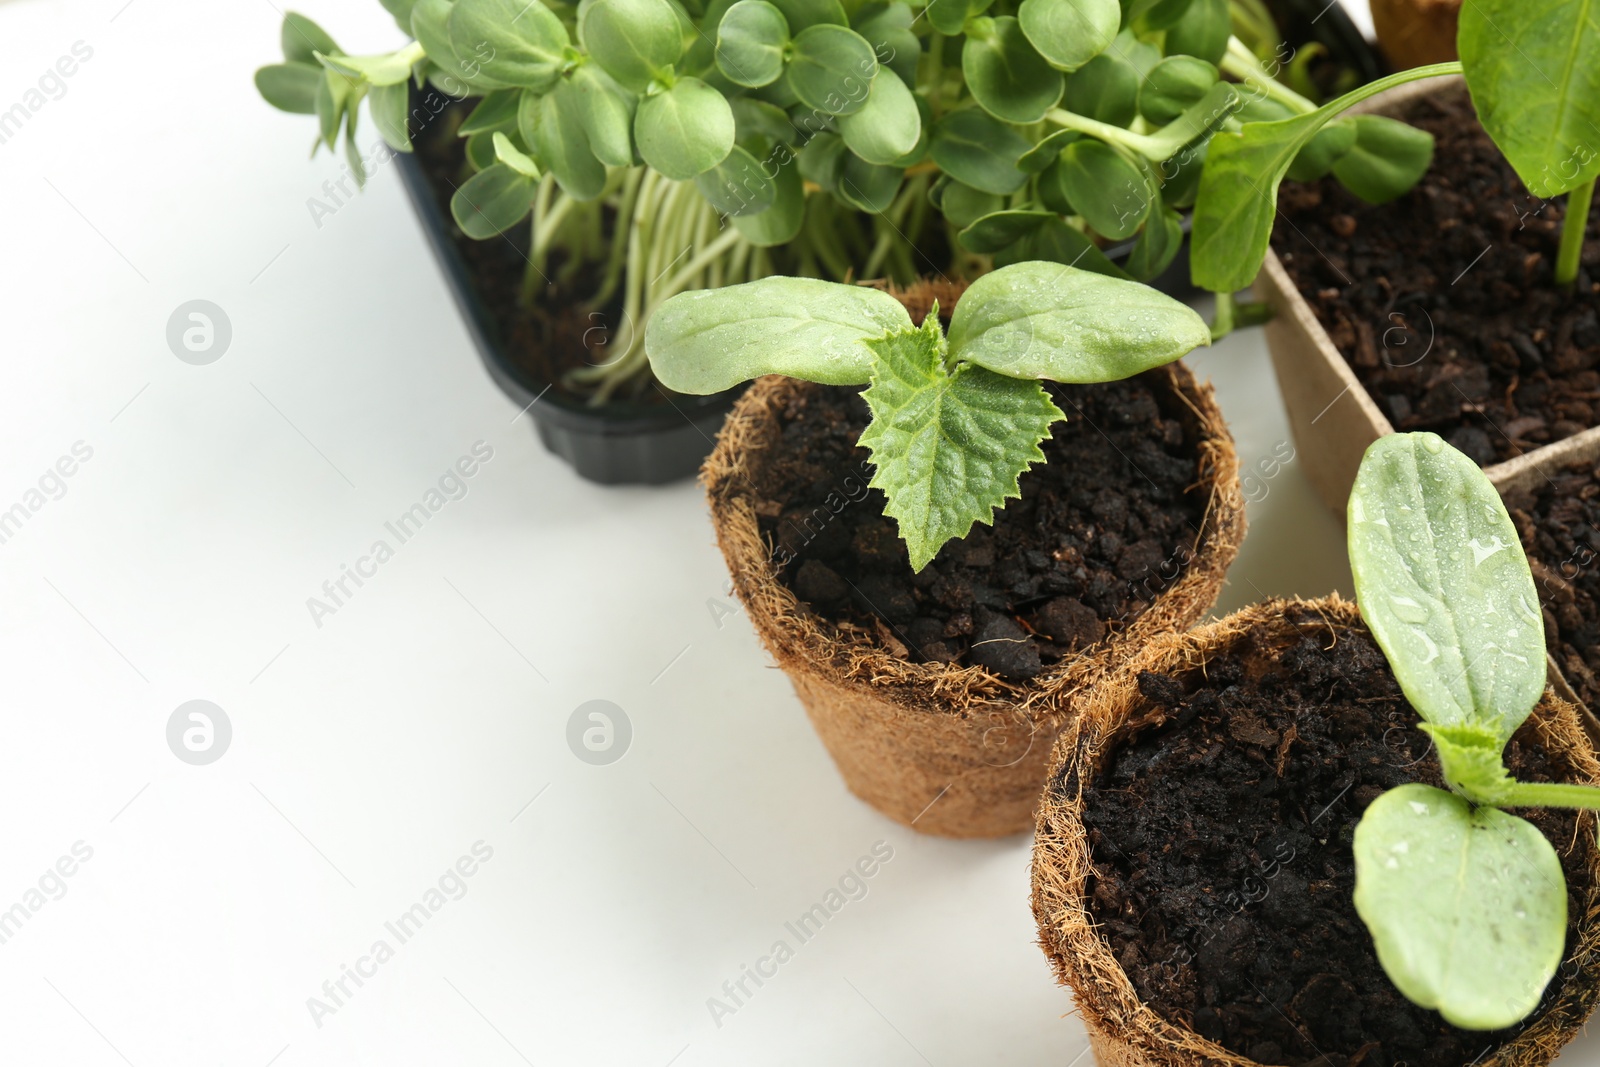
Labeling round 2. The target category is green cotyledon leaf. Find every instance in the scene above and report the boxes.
[858,314,1065,571]
[1347,432,1546,748]
[644,276,913,392]
[1353,783,1566,1030]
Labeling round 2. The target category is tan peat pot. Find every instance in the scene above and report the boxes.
[1031,596,1600,1067]
[701,285,1246,837]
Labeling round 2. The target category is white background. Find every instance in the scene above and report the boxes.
[1,1,1586,1065]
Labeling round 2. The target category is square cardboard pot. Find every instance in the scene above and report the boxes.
[1257,74,1600,515]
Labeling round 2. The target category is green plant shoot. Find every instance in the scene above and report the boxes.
[1348,432,1600,1030]
[646,261,1209,569]
[1459,0,1600,287]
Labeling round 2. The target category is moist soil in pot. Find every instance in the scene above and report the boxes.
[753,369,1206,682]
[1505,461,1600,715]
[1271,84,1600,468]
[1082,604,1592,1067]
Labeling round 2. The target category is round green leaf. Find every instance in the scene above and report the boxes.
[1286,118,1358,182]
[696,144,778,215]
[798,130,848,192]
[1037,154,1075,214]
[732,97,798,145]
[256,63,321,114]
[448,0,570,90]
[458,89,523,135]
[836,152,902,213]
[283,12,340,65]
[930,108,1029,194]
[957,209,1052,253]
[1018,128,1080,173]
[1163,0,1229,64]
[1331,114,1434,204]
[520,84,608,200]
[733,154,806,245]
[1026,216,1129,277]
[1016,0,1119,73]
[412,0,465,80]
[1348,432,1547,743]
[836,63,921,164]
[716,0,790,87]
[645,276,913,392]
[570,64,638,167]
[450,162,535,238]
[769,0,848,30]
[1060,139,1153,240]
[635,77,736,178]
[946,261,1208,380]
[1138,55,1218,126]
[853,1,920,86]
[963,16,1064,125]
[580,0,687,91]
[938,179,1006,227]
[787,24,879,117]
[1353,784,1566,1031]
[1123,204,1183,280]
[1062,51,1138,126]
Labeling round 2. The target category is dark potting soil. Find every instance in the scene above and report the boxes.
[754,372,1207,682]
[1272,85,1600,468]
[1505,462,1600,716]
[1082,605,1592,1067]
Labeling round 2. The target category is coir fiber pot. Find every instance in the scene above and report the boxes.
[1257,75,1600,517]
[702,282,1246,838]
[394,88,742,486]
[1031,596,1600,1067]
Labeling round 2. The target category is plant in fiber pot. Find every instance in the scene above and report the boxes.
[1255,0,1600,516]
[643,260,1245,838]
[255,0,1365,482]
[1033,432,1600,1066]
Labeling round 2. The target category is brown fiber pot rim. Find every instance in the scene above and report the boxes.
[701,282,1248,731]
[1031,595,1600,1067]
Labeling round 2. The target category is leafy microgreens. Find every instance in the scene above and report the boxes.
[1347,432,1600,1031]
[645,261,1209,569]
[1458,0,1600,288]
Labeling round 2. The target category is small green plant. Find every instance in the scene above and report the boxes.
[257,0,1396,397]
[1348,432,1600,1030]
[1458,0,1600,287]
[644,260,1208,568]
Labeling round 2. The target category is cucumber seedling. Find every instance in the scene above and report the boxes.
[1348,432,1600,1029]
[644,260,1209,568]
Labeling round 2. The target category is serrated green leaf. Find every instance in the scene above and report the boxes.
[1353,783,1565,1031]
[1348,432,1547,746]
[644,276,912,392]
[859,317,1065,571]
[946,260,1209,380]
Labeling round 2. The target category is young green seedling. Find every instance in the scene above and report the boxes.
[1348,432,1600,1030]
[645,261,1209,569]
[1459,0,1600,287]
